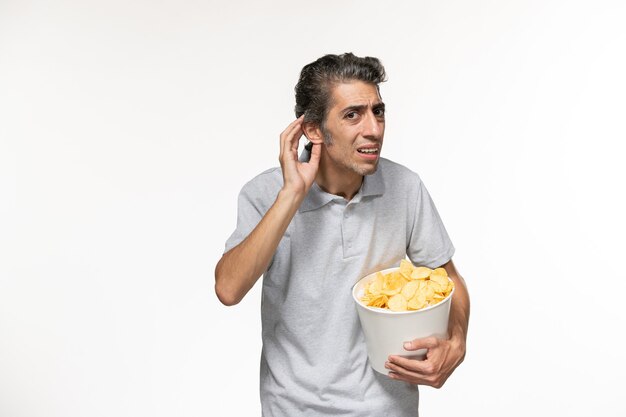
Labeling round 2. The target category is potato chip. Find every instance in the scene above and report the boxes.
[368,294,388,308]
[388,294,408,311]
[360,260,454,312]
[400,280,420,300]
[429,273,449,292]
[411,266,432,280]
[428,279,443,293]
[368,273,384,295]
[399,259,414,278]
[430,273,449,286]
[422,282,436,300]
[432,267,448,277]
[407,292,427,310]
[381,272,406,295]
[432,293,446,302]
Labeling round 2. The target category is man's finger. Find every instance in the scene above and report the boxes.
[387,354,435,375]
[389,369,445,388]
[387,371,422,385]
[385,360,429,382]
[289,125,303,153]
[282,116,304,140]
[386,355,446,388]
[280,115,304,136]
[403,336,439,352]
[280,118,304,156]
[308,143,322,167]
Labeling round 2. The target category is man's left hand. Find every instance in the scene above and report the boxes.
[385,335,466,388]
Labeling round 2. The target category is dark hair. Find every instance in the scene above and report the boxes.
[294,53,387,130]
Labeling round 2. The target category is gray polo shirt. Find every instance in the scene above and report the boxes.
[225,157,455,416]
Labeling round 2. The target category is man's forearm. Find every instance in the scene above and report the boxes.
[443,260,470,346]
[449,281,470,346]
[215,188,304,306]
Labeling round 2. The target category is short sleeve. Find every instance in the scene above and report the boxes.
[223,169,282,254]
[224,188,263,254]
[406,177,455,268]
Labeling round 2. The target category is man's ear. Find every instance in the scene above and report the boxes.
[302,122,324,145]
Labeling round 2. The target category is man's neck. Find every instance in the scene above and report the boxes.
[315,156,363,201]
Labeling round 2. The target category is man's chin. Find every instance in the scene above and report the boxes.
[357,162,379,176]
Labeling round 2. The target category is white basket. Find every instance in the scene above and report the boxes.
[352,267,454,374]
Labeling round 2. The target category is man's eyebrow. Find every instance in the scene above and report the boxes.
[341,102,386,113]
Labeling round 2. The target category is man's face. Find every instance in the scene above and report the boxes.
[320,80,385,176]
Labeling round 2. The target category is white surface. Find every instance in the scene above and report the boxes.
[1,1,625,416]
[353,267,453,374]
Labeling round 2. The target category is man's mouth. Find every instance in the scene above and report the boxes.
[357,147,380,155]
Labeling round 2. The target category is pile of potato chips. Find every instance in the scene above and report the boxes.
[360,260,454,312]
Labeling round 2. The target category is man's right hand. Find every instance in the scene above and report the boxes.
[279,116,321,197]
[215,117,322,306]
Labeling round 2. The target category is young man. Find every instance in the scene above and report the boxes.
[215,53,470,416]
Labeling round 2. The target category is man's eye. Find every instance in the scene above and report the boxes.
[346,112,357,119]
[374,108,385,117]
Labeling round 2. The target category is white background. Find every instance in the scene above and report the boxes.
[1,0,625,416]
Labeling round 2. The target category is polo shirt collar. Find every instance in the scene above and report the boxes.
[297,146,386,213]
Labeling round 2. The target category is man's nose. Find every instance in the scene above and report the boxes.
[362,111,384,138]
